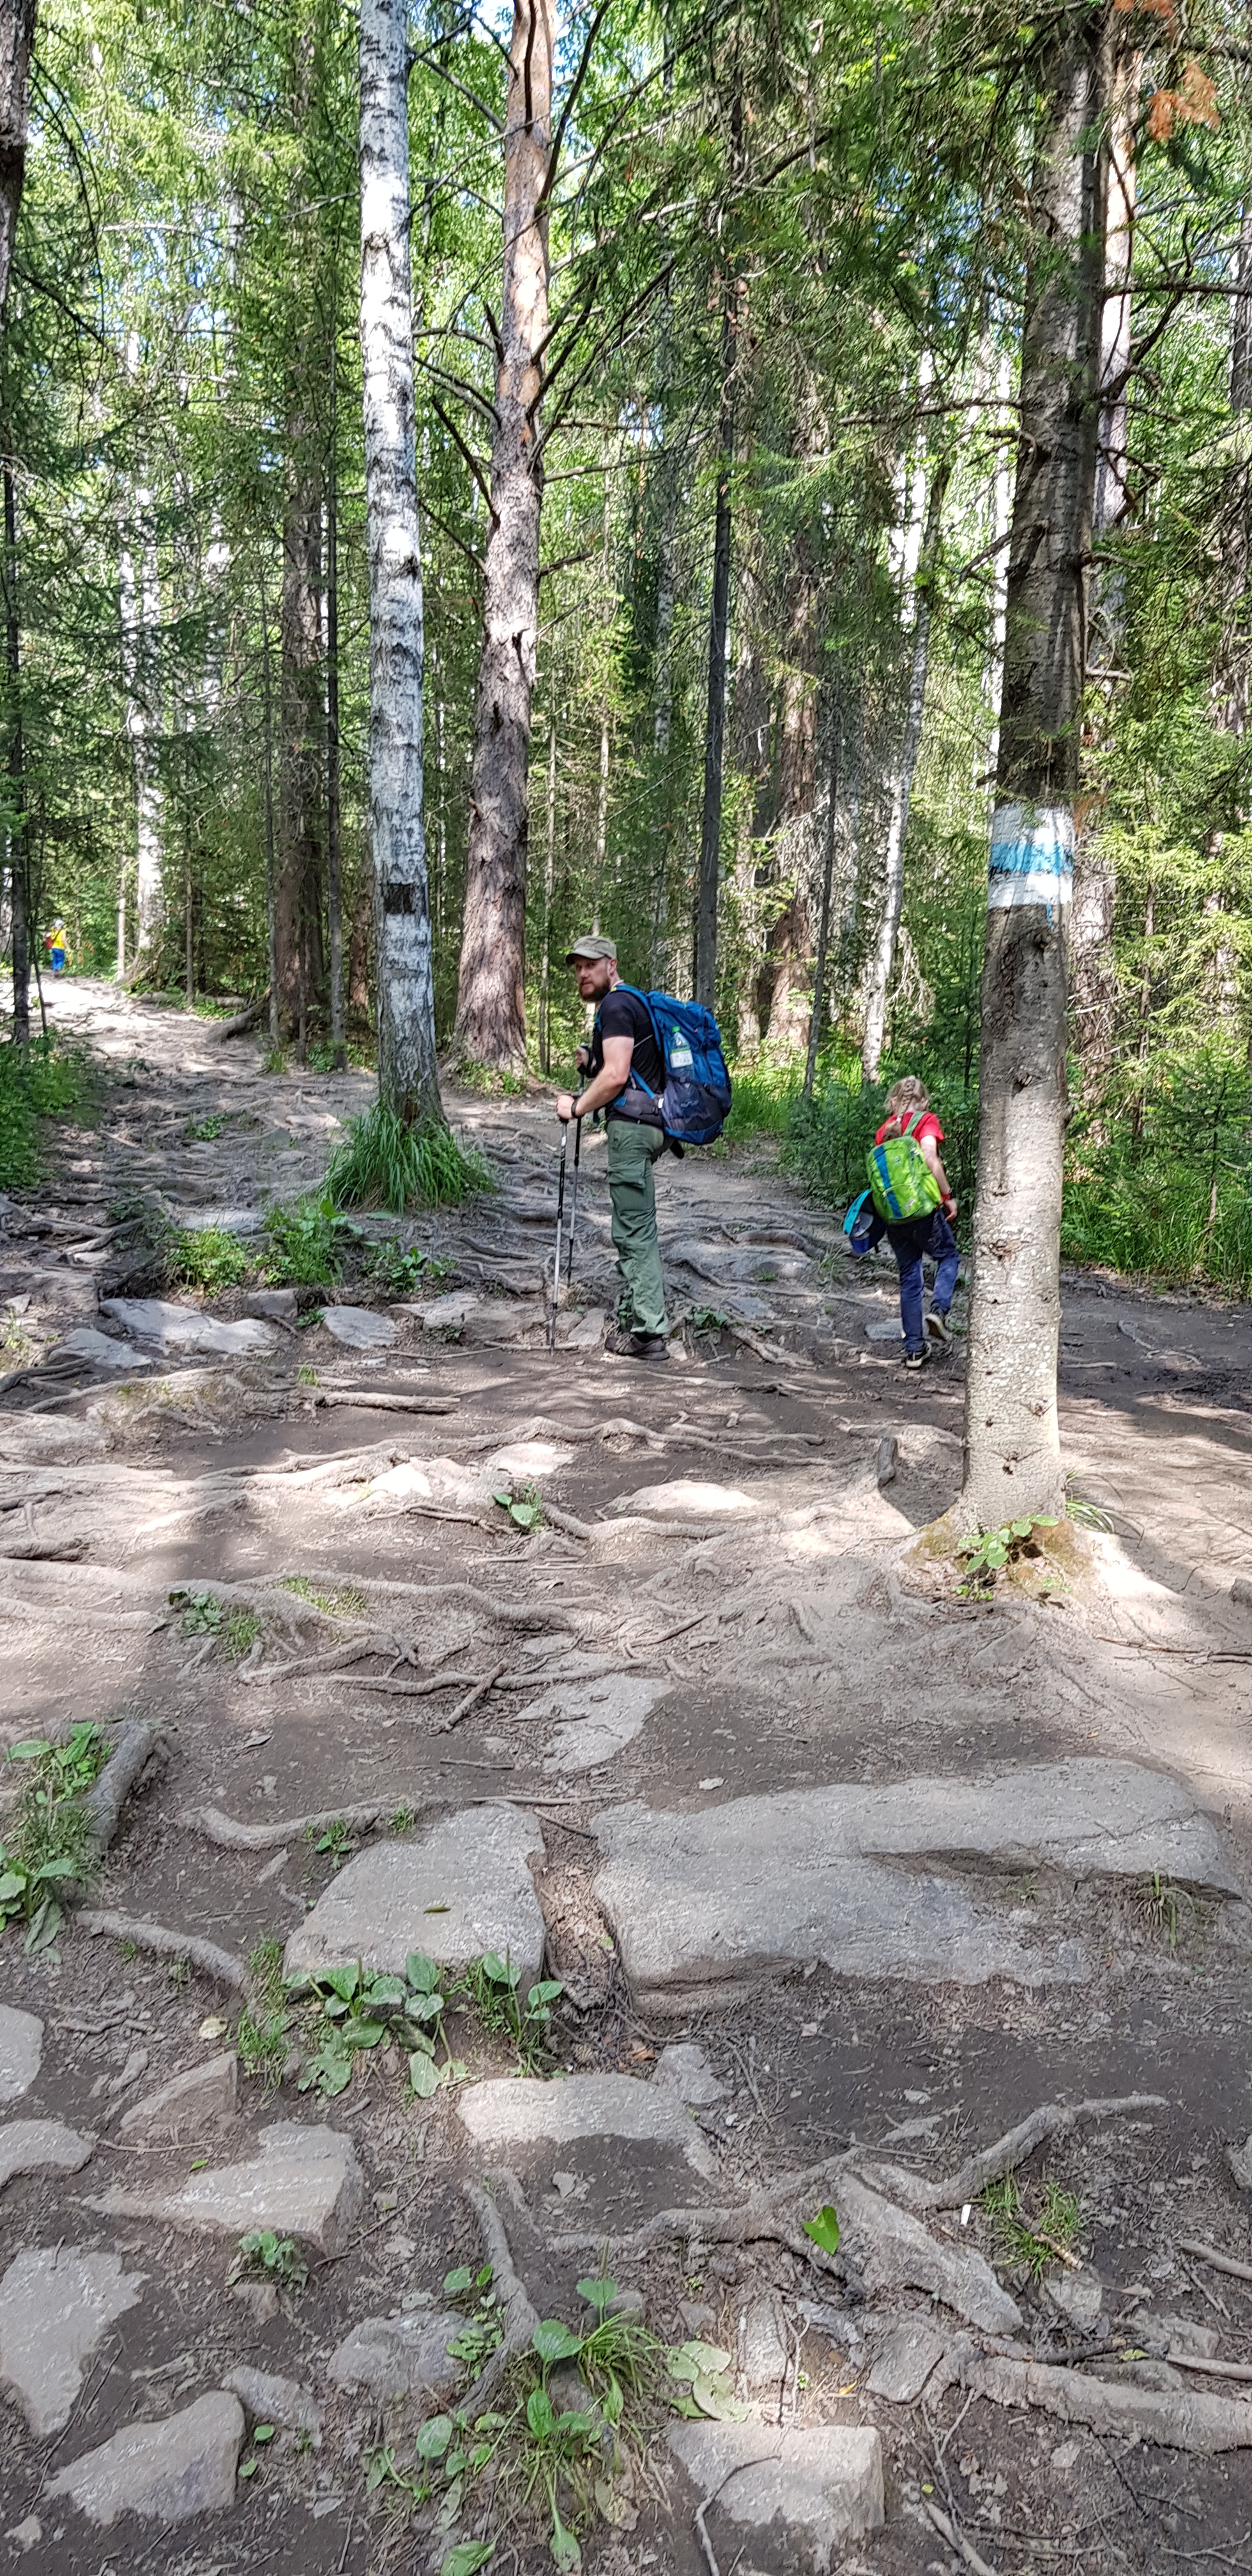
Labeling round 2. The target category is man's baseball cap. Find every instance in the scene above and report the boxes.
[564,934,618,962]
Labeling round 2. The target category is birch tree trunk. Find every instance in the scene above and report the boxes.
[275,454,323,1047]
[961,9,1108,1532]
[358,0,441,1124]
[860,463,947,1081]
[0,0,34,327]
[454,0,554,1073]
[119,491,164,972]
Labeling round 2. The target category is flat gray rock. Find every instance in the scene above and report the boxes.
[326,2309,464,2403]
[835,2172,1021,2334]
[182,1207,263,1236]
[404,1292,480,1332]
[565,1307,606,1349]
[46,2390,244,2524]
[119,2052,238,2143]
[55,1328,153,1373]
[653,2042,726,2107]
[0,2247,144,2435]
[241,1286,296,1320]
[667,2423,884,2571]
[0,2005,42,2103]
[1046,2268,1105,2331]
[866,2319,949,2402]
[509,1673,669,1774]
[88,2121,360,2253]
[592,1760,1236,2002]
[456,2072,717,2177]
[99,1296,275,1356]
[221,2364,321,2440]
[284,1804,546,1993]
[615,1476,756,1519]
[0,2118,94,2193]
[320,1304,398,1350]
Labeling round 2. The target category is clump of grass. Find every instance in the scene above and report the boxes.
[261,1190,355,1285]
[0,1721,110,1949]
[327,1103,491,1214]
[169,1227,250,1294]
[282,1575,369,1618]
[238,1934,291,2092]
[983,2172,1082,2278]
[0,1041,90,1190]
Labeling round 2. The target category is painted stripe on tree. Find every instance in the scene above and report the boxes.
[988,801,1074,916]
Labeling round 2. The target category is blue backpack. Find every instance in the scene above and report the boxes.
[603,985,733,1147]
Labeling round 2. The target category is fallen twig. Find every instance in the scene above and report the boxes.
[77,1908,246,1991]
[432,1662,507,1736]
[920,2494,1000,2576]
[313,1391,459,1415]
[1180,2241,1252,2287]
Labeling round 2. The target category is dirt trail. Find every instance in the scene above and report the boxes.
[3,980,1252,2573]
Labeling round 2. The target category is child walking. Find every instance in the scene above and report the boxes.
[857,1076,960,1370]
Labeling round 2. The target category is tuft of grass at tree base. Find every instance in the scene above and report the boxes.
[327,1103,491,1214]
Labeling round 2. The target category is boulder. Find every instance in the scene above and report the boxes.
[0,2118,94,2193]
[119,2053,238,2144]
[320,1305,398,1351]
[0,2247,144,2435]
[667,2423,884,2572]
[456,2071,717,2177]
[86,2120,360,2253]
[284,1804,546,1993]
[45,2391,245,2524]
[98,1297,275,1357]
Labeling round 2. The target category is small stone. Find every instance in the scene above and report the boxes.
[1231,1577,1252,1609]
[320,1305,398,1351]
[606,2288,645,2321]
[98,1296,275,1356]
[511,1673,670,1775]
[403,1292,479,1333]
[565,1308,607,1351]
[678,2299,715,2335]
[241,1287,296,1322]
[86,2120,361,2253]
[1050,2437,1081,2470]
[284,1804,547,1994]
[738,2291,790,2396]
[6,2517,41,2551]
[667,2423,885,2571]
[0,2005,42,2103]
[652,2043,726,2108]
[0,2247,144,2435]
[221,2365,321,2442]
[326,2310,464,2404]
[866,2320,948,2402]
[54,1327,152,1373]
[119,2053,238,2144]
[1226,2135,1252,2192]
[231,2281,279,2325]
[1045,2268,1104,2332]
[456,2071,717,2177]
[866,1320,904,1342]
[1128,2308,1220,2360]
[486,1439,575,1478]
[618,1477,756,1519]
[46,2391,245,2525]
[0,2118,94,2193]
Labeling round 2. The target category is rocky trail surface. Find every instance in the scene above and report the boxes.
[4,983,1252,2574]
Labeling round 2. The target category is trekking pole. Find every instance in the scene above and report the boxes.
[548,1114,569,1353]
[565,1096,583,1283]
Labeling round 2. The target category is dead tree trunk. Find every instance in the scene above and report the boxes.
[358,0,441,1124]
[0,0,34,326]
[454,0,554,1073]
[962,9,1108,1532]
[861,463,947,1082]
[3,458,28,1042]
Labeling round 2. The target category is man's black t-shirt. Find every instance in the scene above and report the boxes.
[590,985,665,1124]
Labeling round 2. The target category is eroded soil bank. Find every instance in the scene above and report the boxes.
[4,982,1252,2576]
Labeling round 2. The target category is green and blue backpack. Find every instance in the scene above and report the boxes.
[866,1108,942,1224]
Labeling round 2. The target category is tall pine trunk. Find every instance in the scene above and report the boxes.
[0,0,34,325]
[275,454,323,1047]
[861,463,947,1082]
[3,461,28,1043]
[694,293,734,1011]
[358,0,441,1124]
[326,398,346,1072]
[961,10,1108,1531]
[454,0,554,1072]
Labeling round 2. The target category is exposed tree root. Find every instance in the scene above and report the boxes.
[82,1720,161,1862]
[313,1391,459,1415]
[460,2175,540,2416]
[958,2347,1252,2454]
[432,1664,507,1735]
[348,1670,484,1700]
[77,1908,247,1990]
[857,2095,1167,2212]
[178,1799,409,1851]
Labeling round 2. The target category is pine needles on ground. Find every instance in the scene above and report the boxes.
[326,1105,491,1215]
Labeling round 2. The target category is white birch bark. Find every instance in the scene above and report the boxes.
[358,0,441,1125]
[860,463,947,1081]
[119,483,164,969]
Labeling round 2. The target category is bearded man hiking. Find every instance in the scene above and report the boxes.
[555,935,670,1362]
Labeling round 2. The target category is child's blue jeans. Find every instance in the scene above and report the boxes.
[887,1209,959,1356]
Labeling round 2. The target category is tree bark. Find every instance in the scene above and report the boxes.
[694,293,735,1011]
[454,0,554,1073]
[276,456,323,1046]
[3,458,28,1042]
[0,0,34,328]
[358,0,441,1124]
[804,696,841,1098]
[119,417,164,977]
[861,462,947,1082]
[961,9,1108,1533]
[326,403,346,1072]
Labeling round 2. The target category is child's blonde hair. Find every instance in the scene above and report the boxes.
[884,1075,929,1123]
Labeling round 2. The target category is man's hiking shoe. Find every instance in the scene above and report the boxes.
[926,1309,952,1348]
[604,1328,668,1362]
[903,1347,929,1371]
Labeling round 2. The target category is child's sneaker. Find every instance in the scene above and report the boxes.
[903,1348,929,1371]
[926,1310,952,1347]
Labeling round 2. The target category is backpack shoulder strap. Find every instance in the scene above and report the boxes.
[600,983,660,1099]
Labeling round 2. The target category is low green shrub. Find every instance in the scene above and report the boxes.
[169,1227,250,1292]
[327,1103,491,1214]
[0,1042,89,1189]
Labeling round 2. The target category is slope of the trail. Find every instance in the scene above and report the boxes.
[2,981,1252,2573]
